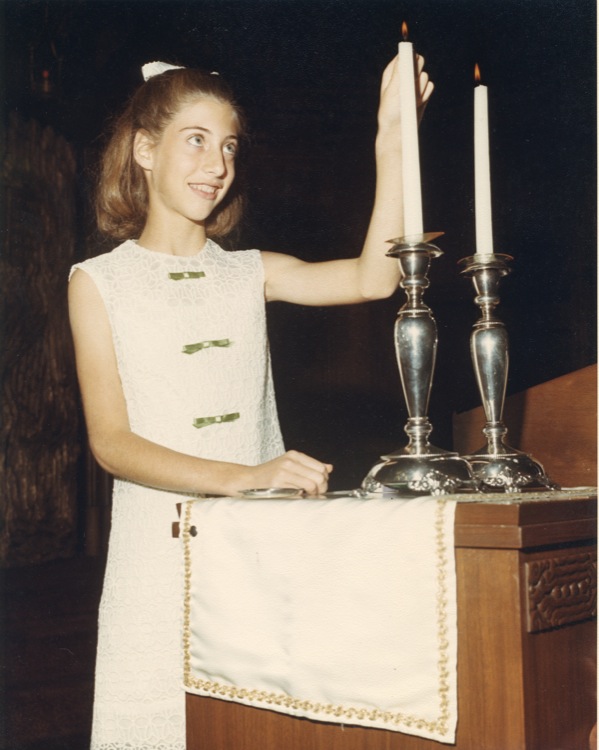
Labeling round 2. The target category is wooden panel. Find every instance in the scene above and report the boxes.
[454,496,597,549]
[454,547,527,749]
[524,548,597,633]
[453,365,597,488]
[521,547,597,750]
[523,618,596,749]
[1,115,80,565]
[188,694,443,750]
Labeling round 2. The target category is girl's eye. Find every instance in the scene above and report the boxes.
[188,135,204,147]
[224,142,237,157]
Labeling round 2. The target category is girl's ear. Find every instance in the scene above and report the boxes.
[133,130,154,170]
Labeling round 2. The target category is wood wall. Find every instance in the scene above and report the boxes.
[1,113,81,566]
[453,364,598,489]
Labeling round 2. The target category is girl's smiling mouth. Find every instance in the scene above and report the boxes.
[189,183,220,198]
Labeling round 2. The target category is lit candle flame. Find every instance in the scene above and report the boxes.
[474,63,481,84]
[402,21,409,41]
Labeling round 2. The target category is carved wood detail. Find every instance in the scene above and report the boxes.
[525,551,597,633]
[1,113,81,566]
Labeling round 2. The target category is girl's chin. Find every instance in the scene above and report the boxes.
[181,209,215,224]
[187,201,223,221]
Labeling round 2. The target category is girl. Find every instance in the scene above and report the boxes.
[69,55,433,750]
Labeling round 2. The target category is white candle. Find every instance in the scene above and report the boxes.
[474,65,494,255]
[398,23,423,237]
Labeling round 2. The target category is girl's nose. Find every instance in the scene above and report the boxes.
[204,149,227,177]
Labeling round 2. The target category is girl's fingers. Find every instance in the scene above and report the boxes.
[383,54,433,104]
[419,79,434,104]
[289,454,332,492]
[260,451,332,495]
[290,450,332,474]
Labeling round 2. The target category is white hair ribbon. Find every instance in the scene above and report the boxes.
[142,61,185,81]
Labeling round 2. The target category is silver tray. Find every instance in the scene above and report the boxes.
[239,487,306,499]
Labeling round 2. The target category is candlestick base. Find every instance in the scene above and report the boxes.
[364,423,477,497]
[465,441,558,493]
[459,252,559,493]
[363,234,476,497]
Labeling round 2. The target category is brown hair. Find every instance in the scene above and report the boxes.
[95,67,246,241]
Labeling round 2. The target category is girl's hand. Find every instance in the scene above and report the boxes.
[415,54,434,123]
[235,451,333,497]
[378,53,434,130]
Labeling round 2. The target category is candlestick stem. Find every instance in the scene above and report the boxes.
[363,234,475,496]
[459,253,558,492]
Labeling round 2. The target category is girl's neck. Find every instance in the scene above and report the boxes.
[137,218,208,257]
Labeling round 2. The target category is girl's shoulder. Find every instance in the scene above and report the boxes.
[69,240,137,279]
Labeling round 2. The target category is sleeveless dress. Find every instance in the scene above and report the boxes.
[71,239,285,750]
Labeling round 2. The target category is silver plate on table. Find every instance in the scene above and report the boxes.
[323,489,371,498]
[240,487,305,499]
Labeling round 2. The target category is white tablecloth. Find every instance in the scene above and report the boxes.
[181,495,458,743]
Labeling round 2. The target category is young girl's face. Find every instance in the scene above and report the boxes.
[136,97,239,228]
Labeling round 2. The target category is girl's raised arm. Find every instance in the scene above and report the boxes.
[68,269,332,496]
[263,54,433,306]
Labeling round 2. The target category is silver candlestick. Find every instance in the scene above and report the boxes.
[459,252,558,492]
[363,234,476,496]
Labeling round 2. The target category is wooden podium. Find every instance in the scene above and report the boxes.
[186,367,597,749]
[186,493,596,750]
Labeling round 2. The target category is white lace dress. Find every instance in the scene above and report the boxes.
[71,239,285,750]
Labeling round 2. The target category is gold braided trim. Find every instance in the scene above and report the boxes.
[182,498,452,735]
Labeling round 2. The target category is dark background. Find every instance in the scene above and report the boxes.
[2,0,596,489]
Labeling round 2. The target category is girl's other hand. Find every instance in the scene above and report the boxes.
[237,451,333,497]
[378,53,434,130]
